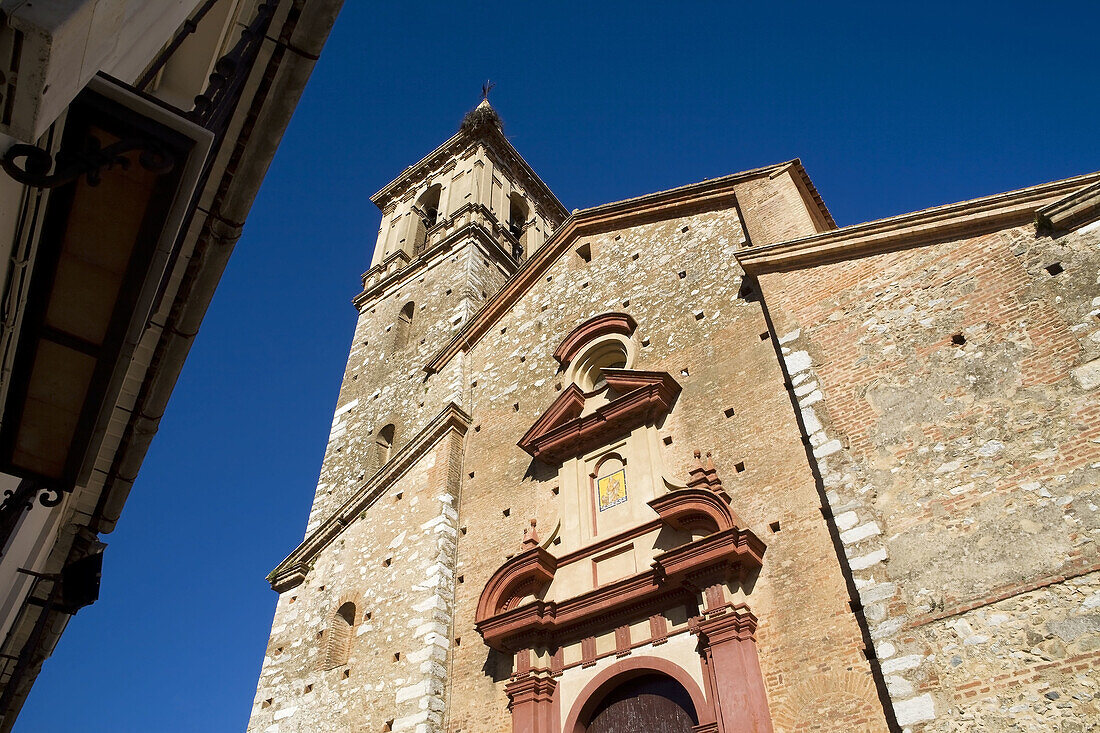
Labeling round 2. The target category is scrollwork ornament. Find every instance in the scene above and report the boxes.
[0,483,66,519]
[1,136,175,190]
[37,487,63,507]
[2,487,33,512]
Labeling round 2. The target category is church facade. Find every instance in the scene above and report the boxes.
[246,103,1100,732]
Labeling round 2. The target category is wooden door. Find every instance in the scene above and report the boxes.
[586,674,697,733]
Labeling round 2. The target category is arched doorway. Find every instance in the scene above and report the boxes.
[585,673,698,733]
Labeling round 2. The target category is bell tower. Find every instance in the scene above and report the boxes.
[369,100,562,269]
[248,104,565,733]
[298,101,567,541]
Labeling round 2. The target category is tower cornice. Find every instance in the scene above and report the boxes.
[353,214,519,309]
[369,114,568,226]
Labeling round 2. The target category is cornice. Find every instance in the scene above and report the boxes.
[788,161,838,231]
[737,170,1100,274]
[474,524,764,651]
[352,217,518,309]
[268,402,471,592]
[358,250,410,287]
[370,120,568,224]
[424,161,796,375]
[689,603,760,644]
[1036,180,1100,235]
[370,130,466,206]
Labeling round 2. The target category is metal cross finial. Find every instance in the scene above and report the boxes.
[481,80,496,101]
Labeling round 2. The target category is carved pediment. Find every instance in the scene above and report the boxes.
[475,545,558,622]
[517,369,681,464]
[553,312,637,367]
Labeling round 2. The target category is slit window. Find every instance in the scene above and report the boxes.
[392,301,415,351]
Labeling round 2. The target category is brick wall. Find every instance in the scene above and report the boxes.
[757,217,1100,730]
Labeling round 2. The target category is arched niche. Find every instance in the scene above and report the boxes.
[411,183,442,254]
[554,313,637,369]
[475,546,557,625]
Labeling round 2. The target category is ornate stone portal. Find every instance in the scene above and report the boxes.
[475,315,773,732]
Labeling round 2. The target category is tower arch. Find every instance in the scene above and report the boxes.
[392,301,415,352]
[321,601,356,669]
[372,423,396,470]
[411,184,442,255]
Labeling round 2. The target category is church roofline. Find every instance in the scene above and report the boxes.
[424,160,802,375]
[1036,180,1100,235]
[424,165,1100,376]
[369,109,569,223]
[736,170,1100,274]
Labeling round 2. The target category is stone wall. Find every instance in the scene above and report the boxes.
[247,429,464,733]
[304,237,509,532]
[248,230,507,733]
[757,217,1100,730]
[248,145,1099,732]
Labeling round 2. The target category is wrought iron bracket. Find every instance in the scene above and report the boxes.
[1,480,63,513]
[188,2,276,134]
[0,480,65,558]
[1,136,175,189]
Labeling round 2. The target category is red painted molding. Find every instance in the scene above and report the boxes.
[650,614,669,645]
[552,312,637,367]
[581,637,597,667]
[648,487,740,534]
[561,656,716,733]
[475,546,558,622]
[614,625,631,657]
[506,672,557,733]
[506,673,557,706]
[554,519,662,567]
[691,605,775,732]
[516,385,586,458]
[689,604,759,644]
[517,370,681,464]
[657,527,765,586]
[475,525,763,651]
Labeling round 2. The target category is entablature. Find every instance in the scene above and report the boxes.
[475,521,764,652]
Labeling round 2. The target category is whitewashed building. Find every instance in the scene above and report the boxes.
[0,2,343,728]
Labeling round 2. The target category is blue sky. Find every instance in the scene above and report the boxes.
[15,2,1100,731]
